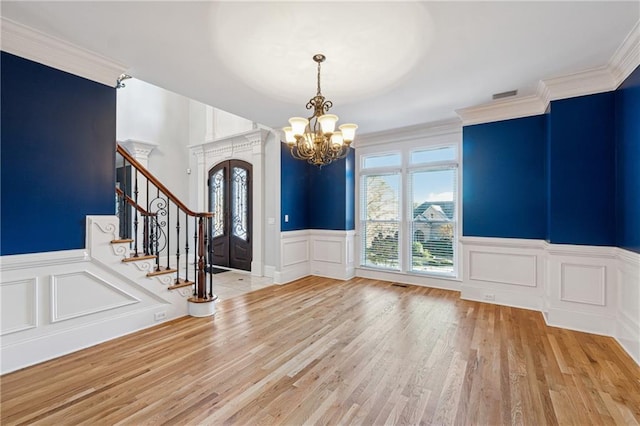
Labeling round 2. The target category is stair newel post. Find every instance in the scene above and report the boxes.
[196,216,207,299]
[208,215,214,299]
[175,205,181,284]
[133,169,140,257]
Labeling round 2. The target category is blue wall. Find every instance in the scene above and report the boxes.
[280,143,309,231]
[463,70,638,252]
[547,93,616,246]
[615,66,640,253]
[1,52,116,255]
[281,143,355,231]
[463,115,547,239]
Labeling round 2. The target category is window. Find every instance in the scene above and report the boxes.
[359,145,458,277]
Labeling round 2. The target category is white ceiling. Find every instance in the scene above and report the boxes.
[2,1,638,134]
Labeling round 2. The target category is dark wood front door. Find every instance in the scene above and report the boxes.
[208,160,252,271]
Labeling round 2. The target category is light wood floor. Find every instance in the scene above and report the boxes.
[2,276,639,425]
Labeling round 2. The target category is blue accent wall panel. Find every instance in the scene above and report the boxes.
[280,143,309,231]
[548,93,616,246]
[307,149,355,230]
[615,65,640,253]
[463,115,547,239]
[1,52,116,255]
[280,144,355,231]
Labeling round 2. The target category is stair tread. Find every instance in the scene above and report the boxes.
[122,254,156,262]
[147,267,178,277]
[168,279,194,290]
[111,238,134,244]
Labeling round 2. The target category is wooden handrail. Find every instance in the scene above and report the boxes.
[115,187,156,216]
[116,144,212,218]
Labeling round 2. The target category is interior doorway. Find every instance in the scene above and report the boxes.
[208,160,253,271]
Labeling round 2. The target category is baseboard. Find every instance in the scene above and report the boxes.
[274,262,310,285]
[355,268,461,292]
[461,285,543,311]
[1,306,179,374]
[263,265,275,278]
[544,308,616,336]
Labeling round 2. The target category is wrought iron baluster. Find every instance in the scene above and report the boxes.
[175,205,181,284]
[193,221,198,296]
[144,179,150,255]
[166,198,171,270]
[185,214,189,284]
[133,169,139,257]
[154,188,161,272]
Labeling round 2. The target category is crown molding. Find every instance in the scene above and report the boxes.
[356,118,462,148]
[542,66,616,101]
[457,19,639,126]
[0,17,127,87]
[456,94,547,126]
[609,20,640,88]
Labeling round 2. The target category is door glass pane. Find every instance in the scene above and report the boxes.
[232,166,248,241]
[410,168,455,274]
[210,169,225,238]
[362,173,400,270]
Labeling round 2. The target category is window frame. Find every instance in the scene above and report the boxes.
[356,133,462,280]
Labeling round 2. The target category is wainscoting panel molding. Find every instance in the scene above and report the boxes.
[276,230,355,284]
[0,278,38,336]
[0,216,191,374]
[50,271,140,323]
[461,237,639,365]
[309,230,355,281]
[546,244,618,336]
[559,264,607,306]
[469,251,538,287]
[275,230,310,284]
[461,237,546,311]
[616,249,640,363]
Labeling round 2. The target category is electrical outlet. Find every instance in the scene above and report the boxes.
[483,293,495,301]
[284,214,289,222]
[154,311,167,321]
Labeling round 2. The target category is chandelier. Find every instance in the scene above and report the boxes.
[283,54,357,167]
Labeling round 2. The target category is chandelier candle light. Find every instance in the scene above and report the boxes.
[283,54,358,167]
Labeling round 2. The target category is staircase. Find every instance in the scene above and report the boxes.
[114,143,217,316]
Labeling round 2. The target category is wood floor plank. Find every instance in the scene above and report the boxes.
[2,276,639,425]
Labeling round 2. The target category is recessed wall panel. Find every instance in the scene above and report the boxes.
[1,278,37,335]
[469,251,537,287]
[313,240,342,264]
[560,263,606,306]
[51,271,139,322]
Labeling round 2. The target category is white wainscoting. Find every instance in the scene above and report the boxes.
[616,249,640,363]
[0,216,190,374]
[546,244,618,336]
[275,230,355,284]
[461,237,546,310]
[461,236,640,365]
